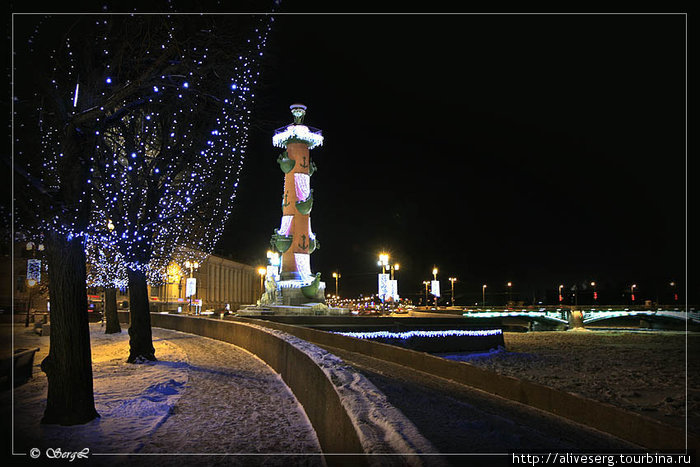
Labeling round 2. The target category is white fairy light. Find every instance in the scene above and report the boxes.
[272,124,324,149]
[19,13,276,285]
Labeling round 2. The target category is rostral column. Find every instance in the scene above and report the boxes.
[270,104,324,303]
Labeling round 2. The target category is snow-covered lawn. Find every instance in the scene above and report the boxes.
[6,323,322,463]
[439,329,699,432]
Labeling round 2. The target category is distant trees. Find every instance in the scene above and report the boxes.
[85,223,126,334]
[14,9,274,424]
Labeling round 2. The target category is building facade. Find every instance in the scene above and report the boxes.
[149,253,259,312]
[4,242,259,316]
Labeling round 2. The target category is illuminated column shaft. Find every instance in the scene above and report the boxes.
[272,104,323,282]
[281,141,311,278]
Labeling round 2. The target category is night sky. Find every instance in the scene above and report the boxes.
[221,12,688,304]
[7,6,689,304]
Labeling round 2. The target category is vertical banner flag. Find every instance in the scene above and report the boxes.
[431,280,440,297]
[186,278,197,297]
[389,279,399,301]
[27,259,42,284]
[378,273,390,300]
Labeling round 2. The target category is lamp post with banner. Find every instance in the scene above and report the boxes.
[431,267,439,308]
[377,253,390,303]
[184,260,199,313]
[558,284,564,304]
[25,241,45,327]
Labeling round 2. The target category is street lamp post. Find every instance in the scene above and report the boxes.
[670,281,678,303]
[258,267,267,298]
[482,284,487,307]
[390,263,400,303]
[591,281,597,303]
[332,272,341,297]
[390,263,399,280]
[184,260,200,313]
[25,279,37,327]
[25,241,44,327]
[558,284,564,304]
[377,253,390,302]
[449,277,457,306]
[507,281,512,307]
[432,267,438,308]
[378,253,389,274]
[423,281,430,307]
[631,284,637,303]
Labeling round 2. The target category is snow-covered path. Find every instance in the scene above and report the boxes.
[140,329,323,463]
[6,324,323,465]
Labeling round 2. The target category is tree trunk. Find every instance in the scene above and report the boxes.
[104,286,121,334]
[127,268,156,362]
[41,231,99,425]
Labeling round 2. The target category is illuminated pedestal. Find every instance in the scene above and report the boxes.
[240,104,348,316]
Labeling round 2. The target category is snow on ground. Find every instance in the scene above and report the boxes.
[327,345,638,456]
[10,323,189,454]
[6,323,323,465]
[139,329,322,462]
[437,329,699,432]
[251,323,440,465]
[9,323,690,465]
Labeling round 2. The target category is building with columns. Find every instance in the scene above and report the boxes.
[148,252,259,312]
[3,241,260,316]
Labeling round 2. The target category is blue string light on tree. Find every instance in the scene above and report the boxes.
[18,10,276,288]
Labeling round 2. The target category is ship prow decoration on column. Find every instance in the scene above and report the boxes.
[240,104,348,316]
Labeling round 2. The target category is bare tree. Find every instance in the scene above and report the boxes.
[85,220,126,334]
[13,9,274,423]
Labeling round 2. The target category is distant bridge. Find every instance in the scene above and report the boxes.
[412,307,699,330]
[581,309,699,325]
